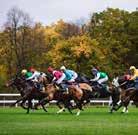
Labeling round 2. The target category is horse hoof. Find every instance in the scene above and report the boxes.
[56,111,60,114]
[35,107,39,110]
[26,111,30,114]
[63,109,65,112]
[76,111,80,116]
[126,111,129,113]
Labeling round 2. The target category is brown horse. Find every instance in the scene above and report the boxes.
[115,88,138,113]
[35,83,93,115]
[112,77,138,113]
[6,76,48,113]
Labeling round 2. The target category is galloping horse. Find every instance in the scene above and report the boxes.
[34,81,94,115]
[112,76,138,113]
[6,76,48,113]
[35,83,89,116]
[76,75,120,113]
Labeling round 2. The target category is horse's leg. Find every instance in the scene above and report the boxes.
[56,101,66,114]
[76,109,81,116]
[26,99,32,114]
[109,95,115,113]
[41,101,48,112]
[122,106,128,113]
[20,99,28,109]
[84,99,90,106]
[56,107,65,114]
[34,96,50,113]
[40,104,48,112]
[109,99,120,113]
[67,107,73,114]
[34,98,46,109]
[11,96,26,107]
[34,100,47,112]
[64,100,73,114]
[74,99,83,116]
[109,102,114,113]
[122,103,129,113]
[121,95,130,113]
[56,101,64,109]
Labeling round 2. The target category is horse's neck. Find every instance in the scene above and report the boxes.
[45,84,56,94]
[15,84,24,94]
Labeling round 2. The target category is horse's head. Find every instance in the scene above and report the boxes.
[5,76,23,88]
[112,77,120,88]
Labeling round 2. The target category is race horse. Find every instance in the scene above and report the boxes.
[6,75,92,115]
[76,74,120,113]
[6,76,48,113]
[112,76,138,113]
[35,82,93,116]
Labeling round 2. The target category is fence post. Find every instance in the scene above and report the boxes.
[3,97,5,107]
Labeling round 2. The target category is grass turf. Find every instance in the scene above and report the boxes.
[0,106,137,135]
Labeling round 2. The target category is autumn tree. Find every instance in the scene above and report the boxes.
[4,6,32,72]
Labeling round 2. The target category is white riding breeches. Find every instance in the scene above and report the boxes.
[98,76,108,84]
[68,72,78,82]
[56,73,66,84]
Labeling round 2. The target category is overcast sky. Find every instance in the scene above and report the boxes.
[0,0,137,28]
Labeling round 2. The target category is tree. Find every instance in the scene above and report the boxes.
[5,6,32,71]
[87,8,137,74]
[46,35,104,74]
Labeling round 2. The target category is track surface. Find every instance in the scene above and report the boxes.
[0,106,138,135]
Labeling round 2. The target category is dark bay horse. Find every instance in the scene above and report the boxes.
[112,76,138,113]
[6,76,48,113]
[6,75,92,115]
[76,75,120,113]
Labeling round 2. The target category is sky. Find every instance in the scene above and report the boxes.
[0,0,138,28]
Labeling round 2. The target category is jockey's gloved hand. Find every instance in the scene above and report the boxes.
[52,80,56,84]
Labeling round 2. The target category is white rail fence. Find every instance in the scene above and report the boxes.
[0,93,113,107]
[0,93,133,107]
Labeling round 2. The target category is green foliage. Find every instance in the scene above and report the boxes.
[88,8,138,76]
[0,7,137,89]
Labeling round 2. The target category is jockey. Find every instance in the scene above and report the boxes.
[47,67,67,89]
[21,69,32,79]
[27,68,41,82]
[47,67,66,84]
[21,69,36,88]
[129,66,138,80]
[29,67,46,81]
[24,68,45,91]
[60,66,78,83]
[128,66,138,89]
[90,68,108,89]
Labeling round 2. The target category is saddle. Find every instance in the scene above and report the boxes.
[92,82,110,97]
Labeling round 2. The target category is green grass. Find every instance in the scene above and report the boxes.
[0,106,137,135]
